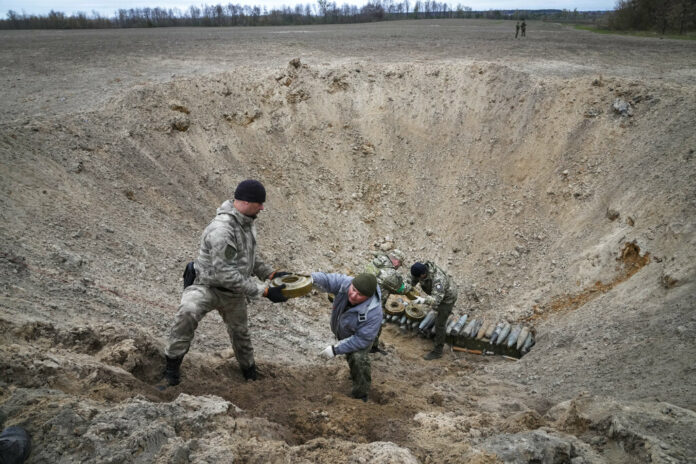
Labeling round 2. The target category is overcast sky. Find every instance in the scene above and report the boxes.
[2,0,616,18]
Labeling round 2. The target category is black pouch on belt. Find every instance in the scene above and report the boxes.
[183,261,196,289]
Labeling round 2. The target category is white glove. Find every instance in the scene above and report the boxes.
[413,297,426,305]
[320,346,335,359]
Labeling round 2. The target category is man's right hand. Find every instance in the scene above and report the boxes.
[264,284,288,303]
[320,346,335,359]
[270,270,291,280]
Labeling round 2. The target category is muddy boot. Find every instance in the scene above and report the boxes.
[241,363,258,381]
[351,392,368,402]
[159,355,184,389]
[370,345,387,355]
[423,347,443,360]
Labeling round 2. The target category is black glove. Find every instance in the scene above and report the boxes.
[264,284,288,303]
[271,271,291,279]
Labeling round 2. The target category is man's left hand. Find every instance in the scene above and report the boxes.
[413,297,427,305]
[264,284,288,303]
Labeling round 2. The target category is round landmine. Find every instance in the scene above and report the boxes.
[405,303,427,322]
[384,293,407,316]
[270,274,313,298]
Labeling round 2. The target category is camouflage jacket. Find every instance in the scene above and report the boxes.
[409,261,458,307]
[193,200,273,297]
[364,253,412,295]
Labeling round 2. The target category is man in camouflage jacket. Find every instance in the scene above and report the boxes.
[365,249,412,304]
[162,180,288,387]
[364,249,413,353]
[409,261,458,360]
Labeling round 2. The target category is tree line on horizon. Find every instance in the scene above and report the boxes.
[1,2,605,29]
[609,0,695,34]
[2,0,694,33]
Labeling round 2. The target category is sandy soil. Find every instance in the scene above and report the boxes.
[1,19,695,463]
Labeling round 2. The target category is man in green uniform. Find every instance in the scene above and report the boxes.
[409,261,458,360]
[364,249,414,353]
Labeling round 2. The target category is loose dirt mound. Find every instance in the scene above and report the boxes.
[1,20,695,463]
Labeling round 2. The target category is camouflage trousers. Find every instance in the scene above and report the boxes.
[346,345,373,398]
[165,285,255,369]
[432,299,456,353]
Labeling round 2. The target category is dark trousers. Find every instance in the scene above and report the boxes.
[346,345,372,398]
[433,300,455,352]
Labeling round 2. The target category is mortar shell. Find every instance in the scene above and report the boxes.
[485,321,496,339]
[496,323,511,345]
[516,327,530,350]
[419,310,437,331]
[462,319,476,337]
[476,321,490,340]
[489,322,504,344]
[521,333,535,353]
[506,325,522,348]
[470,320,483,338]
[451,315,468,335]
[425,314,438,331]
[445,316,458,335]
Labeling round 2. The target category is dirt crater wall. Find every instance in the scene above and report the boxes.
[1,58,695,463]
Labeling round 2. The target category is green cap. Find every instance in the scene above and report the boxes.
[352,273,377,297]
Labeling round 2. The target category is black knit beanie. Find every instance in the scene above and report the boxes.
[410,262,427,277]
[234,179,266,203]
[352,273,377,297]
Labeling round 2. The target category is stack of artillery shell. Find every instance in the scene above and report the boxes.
[451,318,535,356]
[380,304,536,356]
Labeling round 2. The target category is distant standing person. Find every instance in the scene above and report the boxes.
[515,21,520,38]
[521,19,526,37]
[314,272,382,402]
[161,179,290,387]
